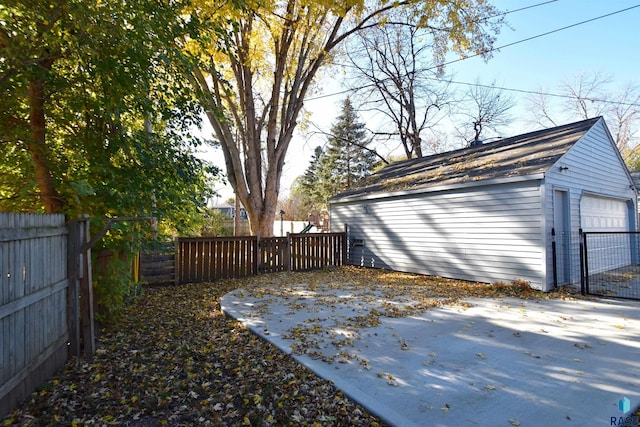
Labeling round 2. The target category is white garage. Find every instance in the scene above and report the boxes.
[330,117,637,291]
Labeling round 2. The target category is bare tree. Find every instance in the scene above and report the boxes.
[561,71,610,119]
[609,82,640,153]
[345,10,454,159]
[526,89,558,128]
[456,79,514,145]
[525,71,640,154]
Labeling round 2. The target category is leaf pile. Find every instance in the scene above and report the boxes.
[2,274,386,427]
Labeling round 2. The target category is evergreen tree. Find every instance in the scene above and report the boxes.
[299,98,377,209]
[299,146,330,209]
[324,98,376,193]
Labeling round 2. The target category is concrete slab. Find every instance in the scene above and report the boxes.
[222,286,640,426]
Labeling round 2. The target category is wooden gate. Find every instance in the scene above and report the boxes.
[140,242,175,284]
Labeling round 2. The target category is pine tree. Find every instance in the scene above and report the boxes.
[299,98,377,209]
[299,146,330,209]
[323,98,376,194]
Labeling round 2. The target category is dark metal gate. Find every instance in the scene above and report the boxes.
[580,231,640,300]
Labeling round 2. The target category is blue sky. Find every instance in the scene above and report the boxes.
[204,0,640,201]
[447,0,640,131]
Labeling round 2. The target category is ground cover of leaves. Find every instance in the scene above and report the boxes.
[3,267,582,427]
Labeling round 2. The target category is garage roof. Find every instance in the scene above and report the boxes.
[332,117,601,200]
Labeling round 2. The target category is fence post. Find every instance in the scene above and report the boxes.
[254,234,260,275]
[579,229,587,295]
[342,224,348,265]
[286,232,292,271]
[80,218,96,356]
[174,237,180,285]
[66,216,95,358]
[67,220,81,358]
[551,228,557,288]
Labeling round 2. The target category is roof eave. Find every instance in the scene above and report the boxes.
[329,173,546,204]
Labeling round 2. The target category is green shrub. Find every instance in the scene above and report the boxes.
[92,249,142,323]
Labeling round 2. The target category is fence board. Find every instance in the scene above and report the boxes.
[0,213,69,419]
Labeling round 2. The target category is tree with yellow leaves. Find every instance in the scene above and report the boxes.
[186,0,503,236]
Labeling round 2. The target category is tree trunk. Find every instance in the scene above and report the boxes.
[251,206,277,238]
[28,69,64,213]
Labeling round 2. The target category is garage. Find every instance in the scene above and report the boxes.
[581,194,633,275]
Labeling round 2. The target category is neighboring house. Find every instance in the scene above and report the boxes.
[211,202,248,220]
[329,117,637,291]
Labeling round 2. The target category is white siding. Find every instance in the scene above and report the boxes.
[332,180,545,288]
[543,119,637,288]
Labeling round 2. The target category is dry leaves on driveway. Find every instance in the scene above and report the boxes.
[3,266,579,427]
[227,267,580,363]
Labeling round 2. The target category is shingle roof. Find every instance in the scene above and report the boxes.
[332,117,601,200]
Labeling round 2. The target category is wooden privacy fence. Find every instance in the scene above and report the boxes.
[0,213,69,418]
[0,213,97,419]
[174,232,347,284]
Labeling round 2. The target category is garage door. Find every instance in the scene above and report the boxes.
[581,195,630,231]
[581,195,631,273]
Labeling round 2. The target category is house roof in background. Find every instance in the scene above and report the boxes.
[332,117,602,201]
[211,202,234,209]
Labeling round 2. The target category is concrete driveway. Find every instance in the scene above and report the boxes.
[222,282,640,426]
